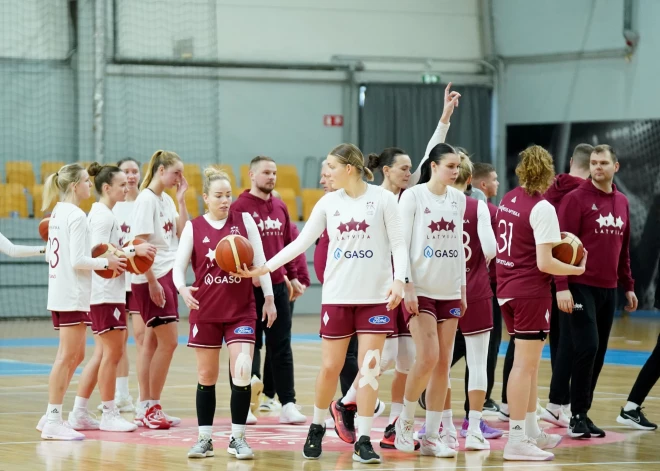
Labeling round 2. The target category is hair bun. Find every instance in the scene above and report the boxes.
[87,162,103,177]
[367,153,381,170]
[203,166,229,180]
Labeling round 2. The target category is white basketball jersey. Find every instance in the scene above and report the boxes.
[88,203,126,305]
[401,184,466,300]
[47,202,107,312]
[131,189,179,283]
[113,200,135,291]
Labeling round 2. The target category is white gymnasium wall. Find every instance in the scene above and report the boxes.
[494,0,660,124]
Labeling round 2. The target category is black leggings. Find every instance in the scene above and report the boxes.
[628,333,660,406]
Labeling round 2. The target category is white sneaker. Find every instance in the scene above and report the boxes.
[67,409,100,431]
[163,410,181,427]
[100,408,138,432]
[373,399,386,418]
[227,435,254,460]
[246,409,258,425]
[465,429,490,450]
[280,402,306,424]
[420,432,457,458]
[394,417,415,452]
[533,431,562,450]
[498,403,510,422]
[440,429,459,449]
[258,395,282,412]
[41,420,85,441]
[540,406,570,428]
[36,414,47,432]
[503,437,554,461]
[134,406,146,427]
[250,376,264,413]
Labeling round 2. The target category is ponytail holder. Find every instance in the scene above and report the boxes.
[54,172,59,177]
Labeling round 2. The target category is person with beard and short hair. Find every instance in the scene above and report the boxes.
[554,144,637,439]
[230,156,306,425]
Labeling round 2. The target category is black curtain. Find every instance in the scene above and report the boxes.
[359,83,492,179]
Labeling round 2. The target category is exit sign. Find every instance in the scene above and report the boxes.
[324,115,344,127]
[422,74,441,84]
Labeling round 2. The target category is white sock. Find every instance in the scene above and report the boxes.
[101,400,116,413]
[231,423,246,438]
[342,386,357,405]
[199,425,213,438]
[546,402,561,412]
[442,410,455,432]
[139,400,150,410]
[46,403,63,423]
[313,406,326,425]
[389,402,403,424]
[468,410,482,433]
[509,419,525,443]
[73,396,89,411]
[356,415,373,439]
[151,399,161,406]
[526,411,541,438]
[400,398,417,420]
[624,401,639,412]
[116,377,129,397]
[425,411,442,436]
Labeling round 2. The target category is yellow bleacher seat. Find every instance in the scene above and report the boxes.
[79,194,95,214]
[0,183,29,218]
[5,161,36,188]
[40,161,66,183]
[276,165,302,198]
[301,188,325,221]
[215,164,237,190]
[184,163,202,194]
[185,187,200,218]
[240,164,251,188]
[31,184,57,218]
[276,187,299,221]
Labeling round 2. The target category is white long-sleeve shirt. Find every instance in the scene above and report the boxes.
[0,232,44,258]
[409,121,451,187]
[47,202,107,312]
[174,212,274,296]
[400,184,466,300]
[476,200,497,261]
[113,200,135,292]
[266,184,407,305]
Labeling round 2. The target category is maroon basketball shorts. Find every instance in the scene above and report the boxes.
[319,303,393,339]
[187,318,257,348]
[403,296,462,326]
[125,291,140,314]
[500,297,552,337]
[51,311,91,330]
[90,303,127,335]
[131,270,179,328]
[459,298,494,336]
[387,305,411,338]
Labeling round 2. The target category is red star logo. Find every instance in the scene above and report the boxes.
[120,222,130,234]
[446,220,456,232]
[338,218,370,234]
[118,237,125,247]
[428,218,455,233]
[163,220,174,234]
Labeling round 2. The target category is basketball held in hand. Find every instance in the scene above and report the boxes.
[92,243,124,279]
[552,231,584,266]
[38,217,50,242]
[123,238,155,275]
[215,235,254,273]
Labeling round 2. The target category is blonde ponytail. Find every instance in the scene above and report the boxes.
[42,163,85,211]
[140,150,182,190]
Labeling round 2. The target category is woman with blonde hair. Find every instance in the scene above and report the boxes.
[38,163,126,440]
[131,150,188,429]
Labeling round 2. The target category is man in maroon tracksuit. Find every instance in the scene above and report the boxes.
[555,145,638,439]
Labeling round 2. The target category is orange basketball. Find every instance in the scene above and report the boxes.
[92,243,124,279]
[552,231,584,266]
[215,235,254,273]
[38,217,50,242]
[123,238,155,275]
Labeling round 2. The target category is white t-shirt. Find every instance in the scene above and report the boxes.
[131,189,179,283]
[113,200,135,292]
[266,184,407,305]
[174,212,274,296]
[88,202,129,305]
[400,184,466,300]
[0,232,43,258]
[46,202,107,312]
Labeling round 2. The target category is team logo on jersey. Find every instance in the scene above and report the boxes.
[334,210,340,216]
[451,201,458,214]
[424,207,431,214]
[204,273,241,285]
[334,248,373,260]
[234,326,254,335]
[337,218,370,235]
[203,236,210,243]
[253,212,259,218]
[592,204,598,210]
[163,220,174,234]
[596,212,624,229]
[428,218,456,233]
[449,308,461,317]
[366,201,375,216]
[424,245,460,259]
[120,222,131,234]
[511,196,517,203]
[368,315,390,325]
[230,226,240,235]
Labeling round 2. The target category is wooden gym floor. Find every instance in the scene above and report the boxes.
[0,315,659,470]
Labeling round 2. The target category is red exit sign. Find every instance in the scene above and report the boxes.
[324,115,344,127]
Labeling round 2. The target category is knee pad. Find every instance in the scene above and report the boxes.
[380,337,398,372]
[358,349,381,391]
[465,332,490,392]
[232,344,252,387]
[395,336,416,374]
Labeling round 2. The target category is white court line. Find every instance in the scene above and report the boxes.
[334,461,660,471]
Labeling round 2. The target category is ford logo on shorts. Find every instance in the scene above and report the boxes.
[234,326,254,335]
[368,315,390,325]
[449,308,461,317]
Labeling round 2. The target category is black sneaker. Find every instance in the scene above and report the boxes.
[379,419,421,450]
[329,400,356,444]
[483,398,501,415]
[568,413,591,439]
[585,416,606,437]
[418,390,427,410]
[353,435,381,464]
[616,407,658,431]
[302,424,326,460]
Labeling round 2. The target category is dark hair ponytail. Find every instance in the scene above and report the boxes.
[417,143,457,185]
[367,147,407,172]
[88,162,122,195]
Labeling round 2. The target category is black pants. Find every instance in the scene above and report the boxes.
[556,283,616,416]
[628,333,660,406]
[262,300,295,399]
[340,336,359,396]
[251,283,296,405]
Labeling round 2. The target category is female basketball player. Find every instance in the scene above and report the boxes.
[66,163,155,433]
[174,167,276,460]
[235,143,407,464]
[0,232,44,257]
[131,150,188,429]
[392,143,465,459]
[38,163,125,440]
[496,145,587,461]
